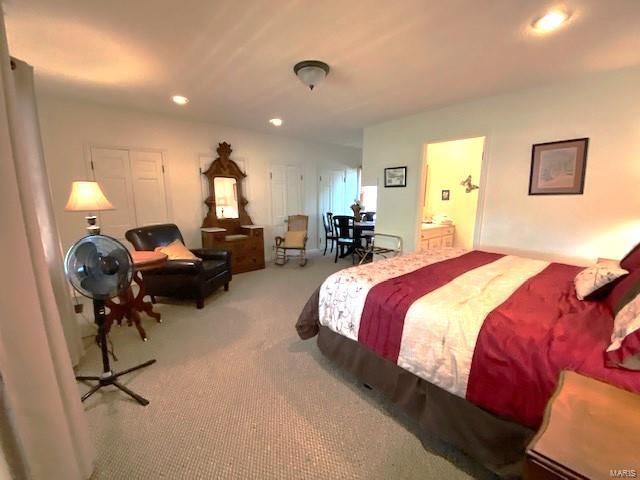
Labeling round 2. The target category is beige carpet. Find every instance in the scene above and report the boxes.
[77,253,494,479]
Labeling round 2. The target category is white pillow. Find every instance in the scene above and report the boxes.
[606,292,640,369]
[574,263,628,301]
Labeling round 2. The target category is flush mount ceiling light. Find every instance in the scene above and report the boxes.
[532,9,571,32]
[171,95,189,105]
[269,118,283,126]
[293,60,330,91]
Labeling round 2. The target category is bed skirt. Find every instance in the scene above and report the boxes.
[316,325,534,478]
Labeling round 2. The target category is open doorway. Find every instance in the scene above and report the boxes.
[420,136,485,250]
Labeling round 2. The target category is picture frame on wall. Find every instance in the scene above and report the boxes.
[441,189,450,201]
[528,138,589,195]
[384,166,407,188]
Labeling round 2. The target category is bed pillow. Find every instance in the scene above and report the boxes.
[154,240,198,261]
[620,242,640,271]
[606,292,640,369]
[573,263,628,301]
[605,268,640,315]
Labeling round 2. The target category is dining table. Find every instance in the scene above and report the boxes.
[338,219,375,259]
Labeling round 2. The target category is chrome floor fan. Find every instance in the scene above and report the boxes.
[65,234,156,406]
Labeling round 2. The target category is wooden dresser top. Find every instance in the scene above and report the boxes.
[527,370,640,479]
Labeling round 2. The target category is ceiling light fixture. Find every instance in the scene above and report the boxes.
[532,9,571,32]
[293,60,330,91]
[171,95,189,105]
[269,118,283,127]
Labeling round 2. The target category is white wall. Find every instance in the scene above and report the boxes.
[423,137,484,249]
[363,66,640,264]
[36,95,362,256]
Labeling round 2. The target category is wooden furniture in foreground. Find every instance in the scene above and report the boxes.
[105,250,167,341]
[201,142,265,274]
[275,215,309,266]
[420,224,455,251]
[525,370,640,479]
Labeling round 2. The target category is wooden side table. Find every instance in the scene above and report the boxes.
[105,251,167,341]
[525,370,640,479]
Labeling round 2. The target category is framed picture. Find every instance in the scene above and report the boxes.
[529,138,589,195]
[441,189,450,201]
[384,166,407,188]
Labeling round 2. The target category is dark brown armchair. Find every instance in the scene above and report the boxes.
[125,224,231,309]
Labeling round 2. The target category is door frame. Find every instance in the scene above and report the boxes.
[85,143,173,225]
[417,133,490,250]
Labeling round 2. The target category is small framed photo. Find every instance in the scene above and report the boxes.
[384,166,407,188]
[441,190,450,201]
[529,138,589,195]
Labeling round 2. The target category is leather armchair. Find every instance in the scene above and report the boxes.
[125,224,231,309]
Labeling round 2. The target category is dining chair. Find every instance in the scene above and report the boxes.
[322,212,337,256]
[332,215,356,263]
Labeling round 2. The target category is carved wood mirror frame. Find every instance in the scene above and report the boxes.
[201,142,253,229]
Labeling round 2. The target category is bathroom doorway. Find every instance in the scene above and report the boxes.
[420,136,485,250]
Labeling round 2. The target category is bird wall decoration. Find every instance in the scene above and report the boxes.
[460,175,479,193]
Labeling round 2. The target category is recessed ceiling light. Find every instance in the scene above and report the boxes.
[269,118,283,127]
[532,9,570,32]
[171,95,189,105]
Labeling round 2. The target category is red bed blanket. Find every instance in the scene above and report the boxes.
[314,249,640,428]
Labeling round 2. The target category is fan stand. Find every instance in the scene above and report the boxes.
[75,299,156,406]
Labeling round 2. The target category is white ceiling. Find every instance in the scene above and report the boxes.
[4,0,640,147]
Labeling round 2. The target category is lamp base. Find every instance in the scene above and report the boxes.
[85,215,100,235]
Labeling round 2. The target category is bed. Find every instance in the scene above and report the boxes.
[296,248,640,477]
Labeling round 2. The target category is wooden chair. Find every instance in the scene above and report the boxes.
[322,212,337,256]
[332,215,356,263]
[275,215,309,266]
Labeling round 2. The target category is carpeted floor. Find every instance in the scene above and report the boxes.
[77,253,495,479]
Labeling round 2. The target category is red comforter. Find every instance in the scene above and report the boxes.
[318,250,640,428]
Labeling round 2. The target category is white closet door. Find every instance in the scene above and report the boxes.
[129,150,168,226]
[270,164,303,238]
[332,170,347,215]
[345,168,359,209]
[319,169,351,247]
[286,165,302,215]
[318,171,332,244]
[270,165,287,238]
[90,147,136,240]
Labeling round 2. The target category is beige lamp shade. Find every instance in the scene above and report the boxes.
[64,181,114,212]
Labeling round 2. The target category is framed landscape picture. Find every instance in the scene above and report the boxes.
[529,138,589,195]
[384,166,407,187]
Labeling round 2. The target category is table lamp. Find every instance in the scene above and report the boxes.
[65,181,114,235]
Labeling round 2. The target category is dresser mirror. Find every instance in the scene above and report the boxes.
[214,177,239,219]
[201,142,265,274]
[202,142,251,228]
